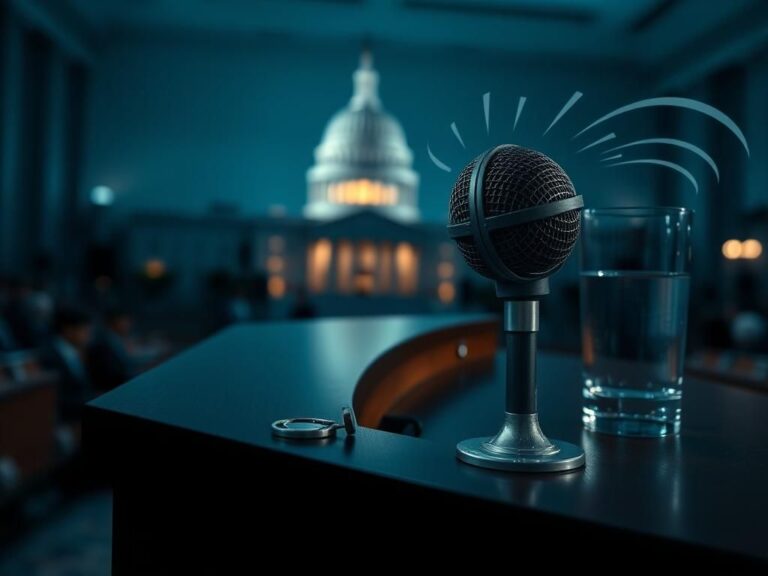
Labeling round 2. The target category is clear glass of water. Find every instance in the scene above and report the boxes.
[580,207,693,437]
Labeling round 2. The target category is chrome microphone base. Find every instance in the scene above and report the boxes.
[456,413,585,473]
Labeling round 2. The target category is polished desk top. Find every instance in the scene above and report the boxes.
[88,315,768,561]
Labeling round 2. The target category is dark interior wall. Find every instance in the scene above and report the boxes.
[745,51,768,211]
[17,29,51,275]
[0,5,6,161]
[58,62,87,292]
[0,6,23,275]
[0,2,90,283]
[708,66,749,302]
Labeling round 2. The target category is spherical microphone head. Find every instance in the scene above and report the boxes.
[448,145,582,286]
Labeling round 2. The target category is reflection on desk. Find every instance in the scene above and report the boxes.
[86,315,768,570]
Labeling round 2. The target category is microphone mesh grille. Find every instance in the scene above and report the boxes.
[449,146,580,279]
[449,156,491,277]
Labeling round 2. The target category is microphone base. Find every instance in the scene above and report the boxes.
[457,437,585,472]
[456,413,585,473]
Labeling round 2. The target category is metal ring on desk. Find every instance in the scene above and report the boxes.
[271,417,339,439]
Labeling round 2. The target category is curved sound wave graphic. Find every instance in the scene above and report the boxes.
[426,92,748,195]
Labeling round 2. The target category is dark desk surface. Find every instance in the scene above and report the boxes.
[88,315,768,561]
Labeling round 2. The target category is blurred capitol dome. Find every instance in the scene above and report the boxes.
[305,51,420,223]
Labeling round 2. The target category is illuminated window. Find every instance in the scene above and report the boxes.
[395,242,419,295]
[357,241,377,272]
[307,239,333,293]
[354,273,375,296]
[266,256,284,273]
[722,239,742,260]
[336,241,354,293]
[438,281,455,303]
[326,179,399,206]
[437,262,454,279]
[144,259,167,279]
[268,276,286,299]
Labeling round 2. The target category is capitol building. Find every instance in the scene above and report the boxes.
[123,53,458,319]
[305,51,420,224]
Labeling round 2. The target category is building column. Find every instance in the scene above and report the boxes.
[40,50,68,264]
[0,12,24,274]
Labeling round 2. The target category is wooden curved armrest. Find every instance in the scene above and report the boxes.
[353,319,498,428]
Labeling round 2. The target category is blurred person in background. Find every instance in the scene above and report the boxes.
[88,307,136,391]
[42,306,95,423]
[4,279,52,350]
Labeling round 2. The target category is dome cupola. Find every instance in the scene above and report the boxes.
[305,51,420,223]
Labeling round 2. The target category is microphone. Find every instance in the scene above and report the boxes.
[448,145,585,472]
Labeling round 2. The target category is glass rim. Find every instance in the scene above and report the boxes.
[583,206,692,217]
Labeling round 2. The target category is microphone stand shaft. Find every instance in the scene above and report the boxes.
[506,332,536,414]
[455,299,585,472]
[504,300,538,414]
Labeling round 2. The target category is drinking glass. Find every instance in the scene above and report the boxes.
[580,207,693,437]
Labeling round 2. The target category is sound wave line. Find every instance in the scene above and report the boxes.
[483,92,491,134]
[573,97,749,156]
[427,143,452,172]
[601,154,622,162]
[450,122,466,149]
[603,137,719,182]
[577,132,615,153]
[514,97,526,131]
[606,159,699,194]
[544,91,582,135]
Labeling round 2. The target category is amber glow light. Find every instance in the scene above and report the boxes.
[742,239,763,260]
[144,259,167,279]
[307,239,332,292]
[722,239,742,260]
[268,276,286,298]
[328,179,398,206]
[357,241,377,271]
[722,239,763,260]
[438,281,455,303]
[395,242,418,295]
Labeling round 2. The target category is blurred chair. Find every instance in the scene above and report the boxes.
[688,349,768,391]
[0,352,58,503]
[0,349,45,382]
[0,317,17,351]
[4,281,53,349]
